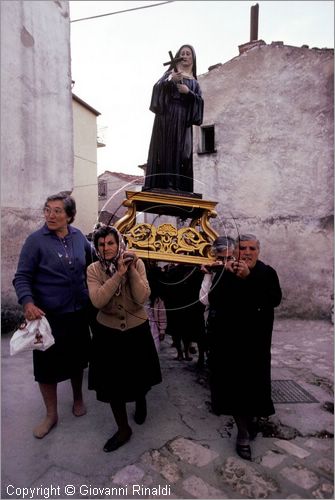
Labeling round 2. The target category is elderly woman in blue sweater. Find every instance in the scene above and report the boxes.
[13,192,93,439]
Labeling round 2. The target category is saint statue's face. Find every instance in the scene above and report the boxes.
[179,46,193,68]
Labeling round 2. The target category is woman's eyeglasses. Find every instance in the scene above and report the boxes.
[216,255,235,262]
[43,207,65,216]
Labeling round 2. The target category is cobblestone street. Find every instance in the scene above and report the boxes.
[1,319,333,499]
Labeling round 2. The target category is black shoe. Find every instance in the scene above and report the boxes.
[103,429,132,452]
[236,442,252,461]
[134,398,147,425]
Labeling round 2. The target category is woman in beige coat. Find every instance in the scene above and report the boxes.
[87,224,162,452]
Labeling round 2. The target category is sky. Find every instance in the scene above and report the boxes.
[69,1,334,176]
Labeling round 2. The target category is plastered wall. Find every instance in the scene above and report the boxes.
[1,0,73,329]
[194,44,334,319]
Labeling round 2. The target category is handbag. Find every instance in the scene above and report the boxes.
[10,316,55,356]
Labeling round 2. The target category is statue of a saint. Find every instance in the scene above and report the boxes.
[143,45,204,193]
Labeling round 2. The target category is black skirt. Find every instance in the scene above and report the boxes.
[33,309,91,384]
[88,320,162,403]
[208,318,275,417]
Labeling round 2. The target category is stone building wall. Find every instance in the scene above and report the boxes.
[1,0,73,330]
[194,43,334,319]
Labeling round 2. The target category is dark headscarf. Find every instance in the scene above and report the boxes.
[169,44,198,79]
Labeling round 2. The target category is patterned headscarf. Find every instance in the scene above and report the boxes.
[92,223,127,277]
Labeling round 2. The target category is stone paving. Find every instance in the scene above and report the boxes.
[1,319,333,499]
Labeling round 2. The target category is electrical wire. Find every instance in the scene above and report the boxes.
[70,1,174,23]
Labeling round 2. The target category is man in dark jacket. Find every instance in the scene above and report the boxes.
[208,234,282,461]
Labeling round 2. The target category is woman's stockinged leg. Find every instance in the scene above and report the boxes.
[34,383,58,439]
[234,415,249,443]
[71,370,87,417]
[103,401,132,452]
[174,337,184,360]
[183,340,193,361]
[111,401,131,433]
[134,395,147,425]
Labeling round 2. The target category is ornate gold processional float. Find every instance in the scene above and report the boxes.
[113,189,219,265]
[110,48,218,266]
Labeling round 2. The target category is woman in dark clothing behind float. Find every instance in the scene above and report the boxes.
[161,263,206,366]
[144,44,204,193]
[207,234,282,461]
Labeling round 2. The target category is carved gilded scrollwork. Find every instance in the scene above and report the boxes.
[125,223,211,259]
[176,227,209,255]
[115,190,219,265]
[125,223,156,250]
[155,224,178,254]
[113,199,137,233]
[200,209,219,242]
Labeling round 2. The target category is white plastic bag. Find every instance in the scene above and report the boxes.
[10,316,55,356]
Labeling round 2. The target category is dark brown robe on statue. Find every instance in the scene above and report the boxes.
[144,71,203,193]
[207,260,282,417]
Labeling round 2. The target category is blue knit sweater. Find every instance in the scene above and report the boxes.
[13,224,94,314]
